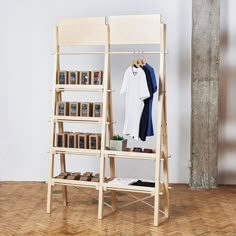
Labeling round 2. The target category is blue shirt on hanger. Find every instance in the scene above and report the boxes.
[139,66,154,141]
[144,63,158,137]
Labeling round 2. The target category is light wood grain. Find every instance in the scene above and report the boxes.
[3,183,236,235]
[52,147,101,156]
[109,15,161,44]
[55,84,103,92]
[105,150,156,160]
[52,178,99,189]
[47,27,59,214]
[58,17,106,46]
[47,15,169,227]
[54,116,102,123]
[98,23,109,220]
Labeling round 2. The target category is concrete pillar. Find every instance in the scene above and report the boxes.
[190,0,220,188]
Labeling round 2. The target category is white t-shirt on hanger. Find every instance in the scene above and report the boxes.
[120,66,150,140]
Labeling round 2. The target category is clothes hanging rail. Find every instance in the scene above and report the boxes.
[109,51,168,54]
[53,51,168,55]
[55,52,105,55]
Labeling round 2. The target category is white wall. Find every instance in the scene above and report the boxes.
[0,0,192,183]
[218,1,236,184]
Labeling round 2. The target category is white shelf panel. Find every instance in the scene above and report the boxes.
[103,181,155,194]
[52,147,101,156]
[52,178,99,189]
[54,115,102,123]
[104,150,157,160]
[55,84,103,92]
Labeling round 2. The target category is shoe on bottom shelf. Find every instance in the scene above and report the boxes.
[67,172,81,180]
[80,172,93,181]
[55,172,69,179]
[91,173,100,182]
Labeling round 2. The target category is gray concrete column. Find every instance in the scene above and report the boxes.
[190,0,220,188]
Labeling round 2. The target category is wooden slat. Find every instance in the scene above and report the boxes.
[109,51,163,54]
[153,22,165,227]
[55,84,103,92]
[160,24,169,219]
[103,183,154,194]
[104,150,156,160]
[52,178,99,189]
[98,23,110,220]
[106,26,117,212]
[109,15,161,44]
[54,116,102,123]
[57,52,105,55]
[58,17,106,46]
[57,91,68,207]
[52,147,100,156]
[47,27,59,214]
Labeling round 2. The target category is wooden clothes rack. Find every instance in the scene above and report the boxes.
[47,14,169,227]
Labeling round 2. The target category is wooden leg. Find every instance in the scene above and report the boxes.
[154,93,164,226]
[154,157,160,226]
[163,95,169,218]
[106,55,117,212]
[60,153,68,206]
[57,91,68,207]
[163,156,169,218]
[98,154,106,219]
[109,157,116,211]
[47,183,52,213]
[47,153,54,213]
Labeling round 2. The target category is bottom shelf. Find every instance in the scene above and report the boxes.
[50,176,165,195]
[103,178,162,195]
[51,178,99,189]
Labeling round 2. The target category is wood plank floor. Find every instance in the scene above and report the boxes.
[0,182,236,235]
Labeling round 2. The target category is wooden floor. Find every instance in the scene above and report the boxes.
[0,183,236,236]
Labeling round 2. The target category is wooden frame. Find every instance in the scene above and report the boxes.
[98,15,169,227]
[47,15,169,227]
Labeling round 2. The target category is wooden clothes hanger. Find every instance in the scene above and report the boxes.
[136,51,142,66]
[132,51,139,67]
[141,51,147,65]
[131,51,146,67]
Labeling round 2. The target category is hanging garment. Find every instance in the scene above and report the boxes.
[120,66,150,140]
[139,66,154,141]
[139,63,158,141]
[145,63,158,136]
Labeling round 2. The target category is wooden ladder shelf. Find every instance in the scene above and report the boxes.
[47,15,169,227]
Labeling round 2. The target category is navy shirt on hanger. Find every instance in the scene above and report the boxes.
[139,63,158,141]
[139,66,154,141]
[145,63,158,136]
